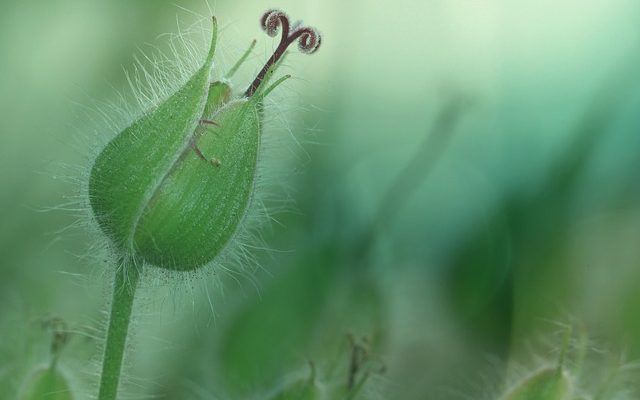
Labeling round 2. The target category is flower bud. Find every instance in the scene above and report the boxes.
[20,367,74,400]
[89,11,321,271]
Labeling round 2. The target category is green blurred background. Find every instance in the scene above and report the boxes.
[2,0,640,399]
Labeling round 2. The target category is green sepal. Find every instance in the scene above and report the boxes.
[133,97,261,269]
[89,18,219,261]
[203,81,232,117]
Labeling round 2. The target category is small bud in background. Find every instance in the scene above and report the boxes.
[20,317,75,400]
[500,368,571,400]
[266,362,321,400]
[20,367,74,400]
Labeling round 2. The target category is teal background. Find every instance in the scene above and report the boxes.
[1,0,640,399]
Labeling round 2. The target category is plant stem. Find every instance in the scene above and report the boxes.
[98,258,141,400]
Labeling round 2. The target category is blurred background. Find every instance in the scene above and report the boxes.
[1,0,640,399]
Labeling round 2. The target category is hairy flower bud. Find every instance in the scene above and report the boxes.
[89,12,321,271]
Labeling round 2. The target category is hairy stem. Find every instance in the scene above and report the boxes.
[98,259,141,400]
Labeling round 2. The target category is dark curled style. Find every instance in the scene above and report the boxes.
[245,9,322,97]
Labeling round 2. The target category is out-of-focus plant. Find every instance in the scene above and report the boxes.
[19,318,75,400]
[494,327,640,400]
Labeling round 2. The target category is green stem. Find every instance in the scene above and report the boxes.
[98,258,141,400]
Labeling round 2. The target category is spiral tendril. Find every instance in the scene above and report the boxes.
[245,10,321,97]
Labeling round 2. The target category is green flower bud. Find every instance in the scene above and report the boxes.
[501,368,572,400]
[20,367,74,400]
[89,11,321,271]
